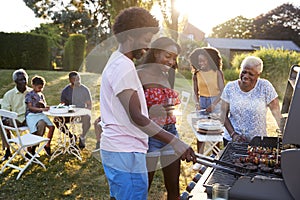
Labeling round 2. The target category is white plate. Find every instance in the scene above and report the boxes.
[197,119,223,130]
[49,106,69,114]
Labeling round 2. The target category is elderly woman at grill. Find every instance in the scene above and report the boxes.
[220,56,282,145]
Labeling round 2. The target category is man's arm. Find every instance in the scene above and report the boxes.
[117,89,196,162]
[1,92,11,111]
[85,100,92,110]
[60,87,68,105]
[85,87,92,110]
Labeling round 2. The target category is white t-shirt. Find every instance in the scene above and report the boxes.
[100,51,149,153]
[221,79,278,141]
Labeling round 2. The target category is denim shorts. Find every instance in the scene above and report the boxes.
[26,113,53,134]
[147,123,178,157]
[100,150,148,200]
[200,96,221,113]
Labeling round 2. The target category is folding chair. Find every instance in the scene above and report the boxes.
[0,109,49,180]
[174,91,191,128]
[180,91,191,115]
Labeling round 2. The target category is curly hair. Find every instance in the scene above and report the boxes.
[189,47,222,71]
[113,7,159,43]
[141,37,181,69]
[31,75,46,86]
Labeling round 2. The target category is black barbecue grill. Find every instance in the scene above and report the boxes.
[188,65,300,200]
[202,137,293,200]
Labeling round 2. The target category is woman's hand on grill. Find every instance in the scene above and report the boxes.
[232,133,247,143]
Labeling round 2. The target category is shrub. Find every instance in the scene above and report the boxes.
[63,34,86,71]
[231,48,300,99]
[0,32,51,70]
[223,69,239,83]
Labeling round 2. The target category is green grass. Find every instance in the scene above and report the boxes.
[0,69,200,199]
[0,69,279,199]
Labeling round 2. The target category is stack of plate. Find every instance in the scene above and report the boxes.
[197,119,223,135]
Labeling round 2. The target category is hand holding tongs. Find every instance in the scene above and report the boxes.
[195,153,246,177]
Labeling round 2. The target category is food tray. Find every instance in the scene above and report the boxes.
[49,106,69,114]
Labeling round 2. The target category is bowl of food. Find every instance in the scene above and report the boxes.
[49,104,69,114]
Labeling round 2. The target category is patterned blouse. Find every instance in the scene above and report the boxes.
[144,88,180,126]
[221,79,278,141]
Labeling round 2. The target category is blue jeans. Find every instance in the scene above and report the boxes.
[147,124,178,156]
[100,150,148,200]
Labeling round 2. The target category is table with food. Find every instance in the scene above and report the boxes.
[43,104,91,161]
[187,112,224,156]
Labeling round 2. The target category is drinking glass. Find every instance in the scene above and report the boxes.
[212,183,229,200]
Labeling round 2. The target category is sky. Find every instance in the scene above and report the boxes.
[0,0,299,35]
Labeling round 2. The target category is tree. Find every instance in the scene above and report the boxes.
[210,16,253,39]
[253,3,300,46]
[158,0,180,40]
[30,23,65,68]
[24,0,156,52]
[24,0,111,52]
[31,23,62,47]
[109,0,154,24]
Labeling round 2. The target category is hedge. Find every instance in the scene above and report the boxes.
[0,32,50,70]
[62,34,86,71]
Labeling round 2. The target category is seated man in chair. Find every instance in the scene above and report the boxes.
[0,69,46,162]
[54,71,92,149]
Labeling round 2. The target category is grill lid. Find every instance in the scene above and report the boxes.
[282,65,300,146]
[280,65,300,200]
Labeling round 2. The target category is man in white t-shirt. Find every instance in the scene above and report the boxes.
[100,7,196,200]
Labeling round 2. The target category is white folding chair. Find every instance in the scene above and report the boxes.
[0,109,49,180]
[174,91,191,128]
[180,91,191,115]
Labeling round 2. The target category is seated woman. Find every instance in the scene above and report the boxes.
[137,37,182,200]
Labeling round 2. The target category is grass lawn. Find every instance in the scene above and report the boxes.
[0,69,279,199]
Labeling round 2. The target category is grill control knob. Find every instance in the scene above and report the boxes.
[192,173,202,183]
[186,181,196,192]
[180,191,193,200]
[199,166,207,174]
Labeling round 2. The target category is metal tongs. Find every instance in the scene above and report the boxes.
[195,153,246,176]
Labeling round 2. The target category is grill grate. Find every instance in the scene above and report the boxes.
[204,141,282,188]
[205,143,247,187]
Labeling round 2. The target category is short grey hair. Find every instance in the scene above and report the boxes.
[240,56,263,73]
[12,69,28,82]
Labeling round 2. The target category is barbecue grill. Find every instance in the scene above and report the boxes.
[186,65,300,200]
